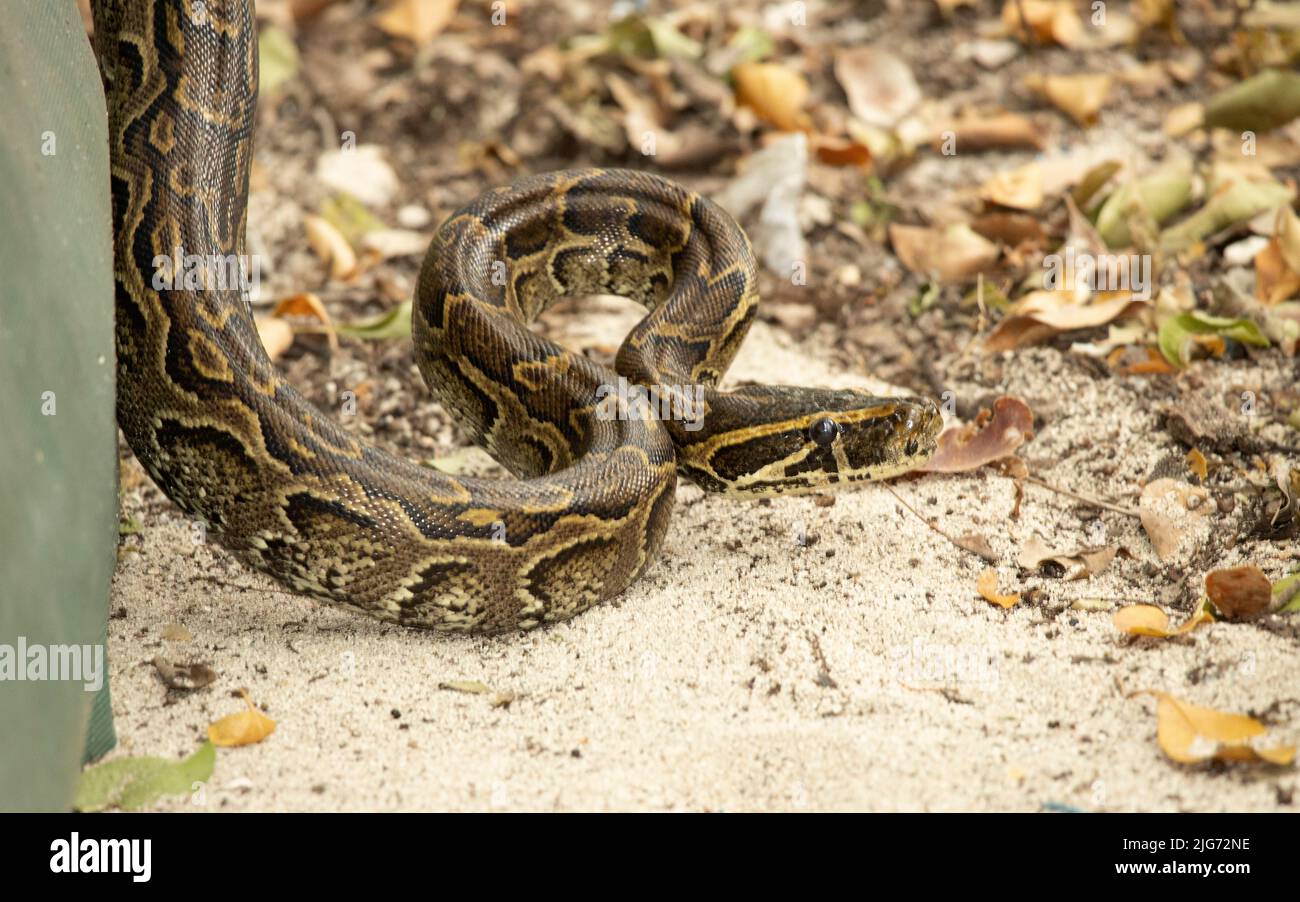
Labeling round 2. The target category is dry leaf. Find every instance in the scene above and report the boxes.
[733,62,811,132]
[977,569,1021,608]
[889,223,999,283]
[985,292,1147,352]
[160,622,192,642]
[207,690,276,747]
[375,0,459,46]
[833,47,921,129]
[1113,603,1213,637]
[255,316,295,361]
[152,657,217,691]
[1001,0,1083,46]
[921,397,1034,473]
[1139,478,1210,562]
[1028,73,1112,126]
[939,111,1043,152]
[1017,536,1119,579]
[1131,691,1295,766]
[271,292,339,352]
[304,214,359,282]
[1185,448,1208,482]
[1205,566,1272,621]
[980,163,1044,211]
[955,532,999,562]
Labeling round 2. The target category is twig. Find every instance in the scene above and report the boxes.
[885,485,992,560]
[1023,475,1142,518]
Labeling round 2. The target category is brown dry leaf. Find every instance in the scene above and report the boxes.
[375,0,459,46]
[1027,73,1112,127]
[1163,102,1204,137]
[833,47,921,129]
[207,690,276,748]
[1138,478,1210,562]
[1001,0,1083,46]
[809,134,873,168]
[1113,603,1213,637]
[977,569,1021,608]
[921,397,1034,473]
[255,316,295,362]
[972,212,1047,249]
[955,532,999,562]
[152,657,218,692]
[939,111,1043,152]
[1017,536,1119,579]
[304,214,358,282]
[1131,691,1295,766]
[160,622,192,642]
[733,62,811,132]
[985,291,1147,352]
[1185,448,1208,482]
[1107,345,1177,375]
[1205,566,1273,621]
[980,163,1044,211]
[888,223,999,283]
[1254,205,1300,304]
[271,293,339,353]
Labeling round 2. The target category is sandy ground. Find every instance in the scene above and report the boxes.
[107,306,1299,812]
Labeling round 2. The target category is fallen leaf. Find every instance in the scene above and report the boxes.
[977,569,1021,608]
[1095,159,1193,248]
[1205,566,1273,621]
[74,742,215,812]
[374,0,459,46]
[1113,603,1213,637]
[1131,691,1295,766]
[1027,73,1112,127]
[833,47,921,129]
[1186,448,1208,482]
[1002,0,1083,46]
[257,24,300,97]
[152,657,217,691]
[1017,537,1119,579]
[921,397,1034,472]
[1203,68,1300,134]
[1275,572,1300,613]
[1161,176,1294,253]
[986,292,1147,352]
[980,163,1044,211]
[255,316,295,361]
[1138,478,1210,562]
[304,214,359,282]
[955,532,999,562]
[938,111,1043,152]
[337,299,413,340]
[889,222,999,283]
[207,690,276,748]
[732,62,811,132]
[160,622,193,642]
[316,146,399,209]
[270,292,339,353]
[1157,311,1270,367]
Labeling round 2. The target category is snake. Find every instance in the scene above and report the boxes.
[93,0,943,633]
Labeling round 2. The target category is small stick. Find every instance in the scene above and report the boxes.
[1023,475,1142,518]
[885,485,992,560]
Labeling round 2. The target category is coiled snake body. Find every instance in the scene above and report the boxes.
[94,0,941,632]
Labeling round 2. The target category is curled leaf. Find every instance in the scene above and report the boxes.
[1113,603,1213,637]
[208,690,276,748]
[977,569,1021,608]
[1131,691,1295,766]
[1205,565,1272,621]
[921,397,1034,473]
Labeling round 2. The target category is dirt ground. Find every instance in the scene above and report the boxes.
[105,0,1298,811]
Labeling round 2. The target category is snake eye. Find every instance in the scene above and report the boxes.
[808,417,840,447]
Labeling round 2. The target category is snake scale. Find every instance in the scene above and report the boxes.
[93,0,942,632]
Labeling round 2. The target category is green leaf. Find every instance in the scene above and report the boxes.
[1275,573,1300,614]
[258,25,300,97]
[320,193,386,248]
[1160,178,1294,252]
[1095,160,1192,248]
[74,742,215,812]
[336,299,412,340]
[1157,311,1271,367]
[1203,69,1300,133]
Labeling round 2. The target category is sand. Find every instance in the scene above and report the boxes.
[107,309,1299,812]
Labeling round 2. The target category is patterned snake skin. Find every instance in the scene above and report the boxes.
[94,0,942,632]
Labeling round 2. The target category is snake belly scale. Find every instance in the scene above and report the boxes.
[94,0,942,633]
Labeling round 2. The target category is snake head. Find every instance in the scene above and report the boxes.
[680,388,943,495]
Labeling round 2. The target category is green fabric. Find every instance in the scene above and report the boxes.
[0,0,117,809]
